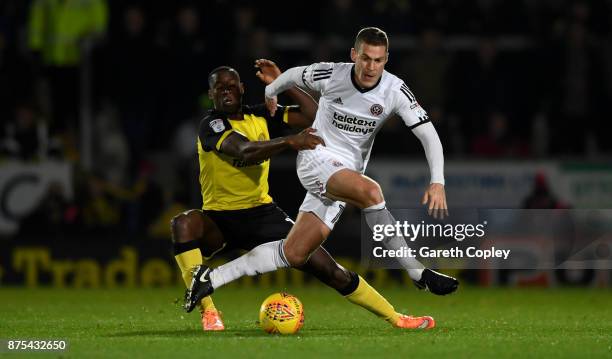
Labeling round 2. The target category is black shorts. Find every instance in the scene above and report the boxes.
[204,203,293,252]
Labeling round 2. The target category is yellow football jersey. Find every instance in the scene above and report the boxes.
[197,105,291,211]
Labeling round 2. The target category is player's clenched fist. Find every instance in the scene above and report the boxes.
[287,128,325,150]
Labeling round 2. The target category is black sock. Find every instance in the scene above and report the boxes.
[337,271,360,296]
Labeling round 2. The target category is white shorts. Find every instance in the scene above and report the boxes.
[296,148,348,229]
[299,192,346,230]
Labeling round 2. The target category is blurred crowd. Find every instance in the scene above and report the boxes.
[1,0,610,238]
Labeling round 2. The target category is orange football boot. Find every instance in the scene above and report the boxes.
[394,314,435,329]
[201,309,225,331]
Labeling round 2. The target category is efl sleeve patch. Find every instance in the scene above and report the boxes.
[395,82,430,129]
[209,118,226,133]
[198,111,233,152]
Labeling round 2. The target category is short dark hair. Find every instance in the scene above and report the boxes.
[208,66,240,88]
[354,27,389,52]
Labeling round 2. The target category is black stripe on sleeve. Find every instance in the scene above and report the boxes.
[312,74,332,81]
[400,87,416,103]
[408,119,431,130]
[401,87,414,99]
[312,67,333,81]
[401,84,415,98]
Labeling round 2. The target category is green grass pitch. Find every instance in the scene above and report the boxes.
[1,285,611,358]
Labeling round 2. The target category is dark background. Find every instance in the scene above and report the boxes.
[1,0,611,264]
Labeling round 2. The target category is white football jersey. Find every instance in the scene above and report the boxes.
[300,62,430,172]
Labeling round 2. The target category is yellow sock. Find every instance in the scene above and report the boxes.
[345,276,399,324]
[175,248,216,311]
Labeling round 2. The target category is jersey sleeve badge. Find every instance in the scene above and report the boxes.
[209,118,226,133]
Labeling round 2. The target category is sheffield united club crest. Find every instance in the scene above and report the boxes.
[370,104,383,116]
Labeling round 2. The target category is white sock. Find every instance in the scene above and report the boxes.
[209,240,289,289]
[363,202,425,280]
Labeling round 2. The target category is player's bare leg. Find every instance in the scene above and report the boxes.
[171,210,225,330]
[296,245,351,291]
[325,169,384,208]
[326,169,458,295]
[282,211,330,266]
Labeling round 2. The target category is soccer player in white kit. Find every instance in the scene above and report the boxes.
[185,28,459,321]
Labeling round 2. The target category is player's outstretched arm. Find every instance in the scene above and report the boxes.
[264,65,308,116]
[219,128,325,163]
[395,82,448,219]
[412,123,448,219]
[255,59,317,128]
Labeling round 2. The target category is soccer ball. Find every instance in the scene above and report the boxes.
[258,292,304,334]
